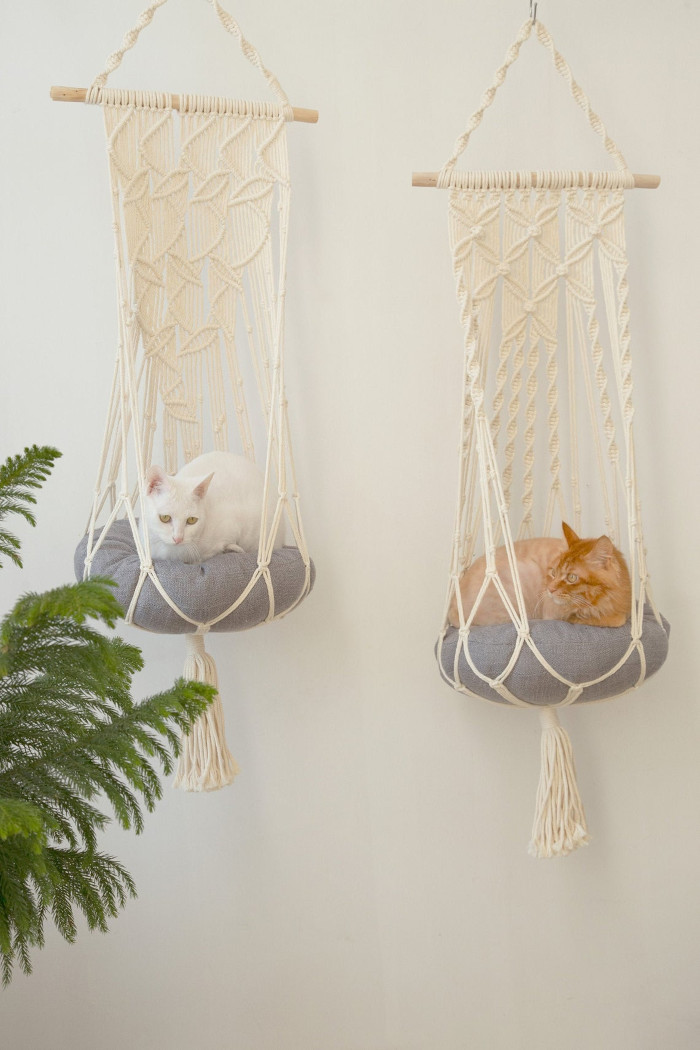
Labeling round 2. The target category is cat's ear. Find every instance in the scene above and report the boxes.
[145,465,168,495]
[192,472,215,500]
[562,521,580,547]
[587,535,614,568]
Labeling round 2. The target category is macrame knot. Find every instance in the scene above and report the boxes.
[589,223,602,237]
[497,263,511,276]
[527,224,541,238]
[470,225,484,239]
[556,263,569,277]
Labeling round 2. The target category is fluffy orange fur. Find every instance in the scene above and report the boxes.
[448,522,631,628]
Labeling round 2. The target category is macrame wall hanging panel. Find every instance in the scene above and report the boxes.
[413,16,669,857]
[437,183,669,707]
[81,94,311,619]
[60,0,317,792]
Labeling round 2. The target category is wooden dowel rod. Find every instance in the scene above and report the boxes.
[50,85,318,123]
[412,171,660,189]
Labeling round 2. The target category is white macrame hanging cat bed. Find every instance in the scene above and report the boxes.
[413,13,670,857]
[53,0,317,792]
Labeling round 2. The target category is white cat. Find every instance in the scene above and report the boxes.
[143,451,284,563]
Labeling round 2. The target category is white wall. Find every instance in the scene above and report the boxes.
[2,1,699,1047]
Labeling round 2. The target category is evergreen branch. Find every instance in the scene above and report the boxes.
[0,799,46,847]
[0,578,127,657]
[1,845,138,983]
[0,637,142,716]
[0,636,141,709]
[0,532,22,569]
[0,839,47,976]
[0,773,108,852]
[0,446,61,570]
[45,848,137,931]
[0,445,61,497]
[0,579,141,692]
[0,447,216,983]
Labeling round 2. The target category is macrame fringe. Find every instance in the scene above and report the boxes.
[528,706,590,859]
[174,633,239,792]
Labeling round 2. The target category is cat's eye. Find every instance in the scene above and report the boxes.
[566,572,579,583]
[186,516,198,525]
[159,514,171,523]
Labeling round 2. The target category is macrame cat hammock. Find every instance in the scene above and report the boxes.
[53,0,317,792]
[413,15,670,857]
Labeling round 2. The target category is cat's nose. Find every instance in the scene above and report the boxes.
[173,535,183,544]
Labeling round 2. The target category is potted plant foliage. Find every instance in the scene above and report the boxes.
[0,445,214,983]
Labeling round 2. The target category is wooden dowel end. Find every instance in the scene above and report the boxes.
[50,85,318,123]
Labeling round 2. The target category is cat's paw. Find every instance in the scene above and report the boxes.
[224,543,246,554]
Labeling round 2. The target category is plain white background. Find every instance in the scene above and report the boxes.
[1,1,698,1047]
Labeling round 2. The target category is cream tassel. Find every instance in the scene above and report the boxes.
[528,705,590,858]
[174,632,239,792]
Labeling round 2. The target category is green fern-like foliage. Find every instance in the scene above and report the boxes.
[0,445,62,569]
[0,447,215,983]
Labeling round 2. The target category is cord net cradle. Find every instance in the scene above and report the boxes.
[424,18,669,857]
[73,0,314,792]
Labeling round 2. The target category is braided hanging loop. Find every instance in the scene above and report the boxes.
[438,18,633,191]
[87,0,293,117]
[88,0,170,96]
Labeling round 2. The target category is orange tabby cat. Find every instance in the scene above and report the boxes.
[448,522,631,628]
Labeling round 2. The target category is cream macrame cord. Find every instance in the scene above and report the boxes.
[78,0,313,791]
[426,18,668,857]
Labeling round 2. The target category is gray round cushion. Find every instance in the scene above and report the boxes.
[437,607,670,706]
[75,519,315,635]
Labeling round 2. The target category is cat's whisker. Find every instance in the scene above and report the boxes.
[571,594,593,609]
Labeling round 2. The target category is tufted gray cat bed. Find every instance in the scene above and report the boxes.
[75,519,315,634]
[437,608,670,707]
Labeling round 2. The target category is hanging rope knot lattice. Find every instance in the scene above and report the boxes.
[415,17,669,857]
[70,0,316,792]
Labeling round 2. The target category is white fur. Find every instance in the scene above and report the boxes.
[143,451,285,563]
